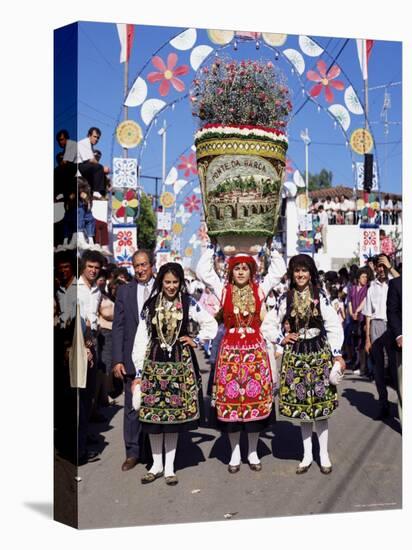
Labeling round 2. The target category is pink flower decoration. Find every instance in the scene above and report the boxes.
[177,152,197,177]
[229,410,239,420]
[251,409,260,418]
[183,194,201,213]
[197,224,209,243]
[245,379,261,398]
[306,60,344,103]
[225,380,240,399]
[147,53,189,97]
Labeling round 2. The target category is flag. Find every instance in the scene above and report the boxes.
[356,39,374,79]
[117,23,134,63]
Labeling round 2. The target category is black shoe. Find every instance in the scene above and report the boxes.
[78,450,99,465]
[296,462,312,474]
[228,464,241,474]
[320,465,333,475]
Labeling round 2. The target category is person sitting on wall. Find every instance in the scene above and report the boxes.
[77,127,111,199]
[54,129,77,201]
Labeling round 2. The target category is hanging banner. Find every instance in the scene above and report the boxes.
[157,211,172,231]
[359,228,380,263]
[112,225,137,270]
[112,158,138,189]
[298,213,313,231]
[356,162,378,191]
[156,252,172,270]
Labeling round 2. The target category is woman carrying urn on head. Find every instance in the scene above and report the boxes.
[132,262,217,486]
[205,251,285,473]
[262,254,345,474]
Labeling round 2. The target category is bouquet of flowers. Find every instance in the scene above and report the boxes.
[190,57,292,130]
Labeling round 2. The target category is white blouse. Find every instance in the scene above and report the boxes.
[195,246,287,302]
[261,291,344,357]
[132,296,218,378]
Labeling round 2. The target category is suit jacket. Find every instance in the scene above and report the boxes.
[386,276,402,342]
[112,279,140,376]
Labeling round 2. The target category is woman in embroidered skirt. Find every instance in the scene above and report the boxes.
[262,254,345,474]
[210,254,284,473]
[132,262,217,485]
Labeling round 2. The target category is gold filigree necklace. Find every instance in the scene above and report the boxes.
[152,291,184,357]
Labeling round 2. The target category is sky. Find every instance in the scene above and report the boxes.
[54,21,402,262]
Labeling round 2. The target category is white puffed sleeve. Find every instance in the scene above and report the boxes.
[189,298,218,342]
[261,294,287,345]
[260,249,287,297]
[319,294,344,356]
[195,246,224,302]
[131,319,149,378]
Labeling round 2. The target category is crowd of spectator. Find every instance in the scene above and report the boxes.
[308,193,402,226]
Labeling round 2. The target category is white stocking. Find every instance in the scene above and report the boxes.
[228,432,241,466]
[315,419,331,467]
[300,421,313,467]
[164,432,178,477]
[247,432,260,465]
[149,434,164,474]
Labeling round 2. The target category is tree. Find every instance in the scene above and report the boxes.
[308,169,333,191]
[135,192,156,250]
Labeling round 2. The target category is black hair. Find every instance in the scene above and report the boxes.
[132,248,155,267]
[144,262,187,315]
[87,127,101,137]
[338,267,349,281]
[54,250,76,272]
[56,129,69,141]
[326,195,331,201]
[113,266,132,281]
[287,254,320,289]
[357,266,372,283]
[79,249,105,273]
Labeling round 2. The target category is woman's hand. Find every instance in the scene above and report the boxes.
[179,335,197,348]
[131,378,141,393]
[334,355,346,372]
[365,338,372,354]
[281,332,299,346]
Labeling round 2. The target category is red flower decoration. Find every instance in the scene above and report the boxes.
[197,224,209,242]
[117,230,133,247]
[147,53,189,97]
[306,60,344,103]
[177,152,197,177]
[285,158,294,174]
[184,195,201,213]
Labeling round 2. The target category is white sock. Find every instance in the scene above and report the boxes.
[247,432,260,465]
[148,434,164,474]
[315,419,331,467]
[228,432,241,466]
[300,421,313,467]
[164,432,178,477]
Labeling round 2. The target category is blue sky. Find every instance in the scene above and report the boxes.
[54,21,402,260]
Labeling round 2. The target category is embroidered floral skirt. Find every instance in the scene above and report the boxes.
[139,341,203,434]
[279,336,338,422]
[212,330,274,432]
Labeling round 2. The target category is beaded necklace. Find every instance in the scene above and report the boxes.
[152,291,183,357]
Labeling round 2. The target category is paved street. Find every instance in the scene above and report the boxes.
[57,351,402,529]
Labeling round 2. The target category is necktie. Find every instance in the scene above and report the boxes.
[143,283,149,302]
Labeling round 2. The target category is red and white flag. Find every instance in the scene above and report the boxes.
[117,23,134,63]
[356,39,374,80]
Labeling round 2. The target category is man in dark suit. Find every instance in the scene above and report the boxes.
[386,275,402,424]
[112,249,155,471]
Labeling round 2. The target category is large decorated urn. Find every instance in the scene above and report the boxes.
[191,58,291,255]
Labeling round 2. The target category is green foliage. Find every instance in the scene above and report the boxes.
[308,169,333,191]
[208,176,276,197]
[135,192,156,250]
